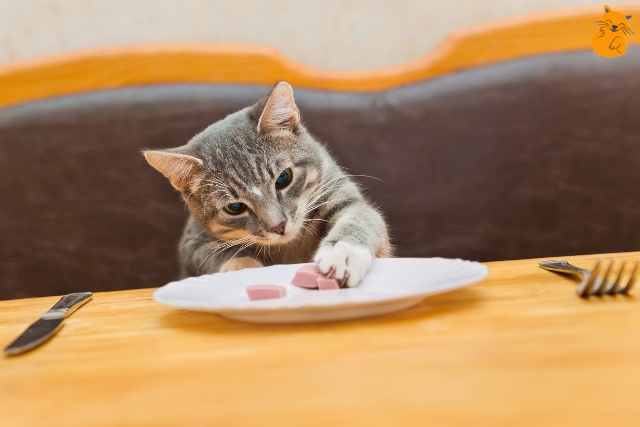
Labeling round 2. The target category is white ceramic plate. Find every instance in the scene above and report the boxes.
[153,258,488,324]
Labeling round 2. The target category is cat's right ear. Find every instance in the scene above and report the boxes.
[254,81,300,137]
[143,150,203,190]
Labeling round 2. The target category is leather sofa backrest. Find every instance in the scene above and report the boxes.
[1,48,640,299]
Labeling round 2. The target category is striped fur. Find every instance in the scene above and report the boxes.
[144,82,391,287]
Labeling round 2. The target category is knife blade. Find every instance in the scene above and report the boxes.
[4,292,92,356]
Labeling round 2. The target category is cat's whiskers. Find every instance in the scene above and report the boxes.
[184,181,230,214]
[198,235,253,274]
[299,173,345,206]
[295,184,350,229]
[198,243,232,274]
[298,172,381,218]
[300,223,320,239]
[292,231,305,246]
[183,183,205,207]
[335,164,383,180]
[254,243,266,263]
[197,242,223,275]
[201,237,253,273]
[302,218,329,236]
[213,193,233,208]
[202,168,229,187]
[193,173,231,208]
[208,179,229,188]
[228,238,257,263]
[293,177,343,222]
[342,173,384,183]
[302,181,347,209]
[297,184,340,215]
[183,179,219,201]
[178,228,209,251]
[203,190,232,215]
[297,175,348,214]
[303,197,352,216]
[204,192,227,209]
[303,169,384,204]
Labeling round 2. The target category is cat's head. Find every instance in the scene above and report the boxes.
[597,5,633,35]
[144,81,326,245]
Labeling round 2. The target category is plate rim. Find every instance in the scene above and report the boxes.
[153,263,488,314]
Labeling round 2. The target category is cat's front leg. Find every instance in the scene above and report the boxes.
[219,257,264,272]
[313,202,391,287]
[179,217,264,276]
[183,240,264,276]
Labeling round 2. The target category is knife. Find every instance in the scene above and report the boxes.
[4,292,92,356]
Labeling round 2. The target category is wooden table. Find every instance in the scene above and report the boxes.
[1,252,639,426]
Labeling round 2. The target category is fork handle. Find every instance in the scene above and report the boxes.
[539,260,589,277]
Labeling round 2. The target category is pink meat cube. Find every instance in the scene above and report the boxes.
[246,285,287,301]
[291,264,321,289]
[291,264,343,290]
[317,276,340,290]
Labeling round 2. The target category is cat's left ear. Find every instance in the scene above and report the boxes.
[143,149,203,191]
[256,81,300,137]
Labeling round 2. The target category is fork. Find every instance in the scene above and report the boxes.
[539,258,638,298]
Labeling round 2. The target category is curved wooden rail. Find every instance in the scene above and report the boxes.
[1,5,639,109]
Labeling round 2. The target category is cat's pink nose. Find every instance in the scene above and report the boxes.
[270,222,286,235]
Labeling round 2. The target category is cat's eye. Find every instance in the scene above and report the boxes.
[275,168,293,190]
[224,202,247,215]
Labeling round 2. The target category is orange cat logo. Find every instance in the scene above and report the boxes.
[592,5,634,57]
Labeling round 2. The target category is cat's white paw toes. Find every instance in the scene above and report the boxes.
[219,257,264,273]
[313,241,373,287]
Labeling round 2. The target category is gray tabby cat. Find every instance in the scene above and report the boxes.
[144,81,391,287]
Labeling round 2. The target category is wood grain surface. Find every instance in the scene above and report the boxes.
[1,252,639,426]
[1,5,639,109]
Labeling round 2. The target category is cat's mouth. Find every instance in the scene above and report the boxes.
[254,229,289,245]
[261,232,295,245]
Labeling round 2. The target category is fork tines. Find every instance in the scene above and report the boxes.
[580,258,638,297]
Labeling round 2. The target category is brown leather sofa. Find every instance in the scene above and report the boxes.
[2,44,640,300]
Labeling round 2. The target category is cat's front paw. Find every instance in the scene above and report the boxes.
[219,257,264,273]
[313,241,373,287]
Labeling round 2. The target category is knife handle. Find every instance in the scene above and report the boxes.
[42,292,93,320]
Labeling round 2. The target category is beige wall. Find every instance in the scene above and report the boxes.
[0,0,618,70]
